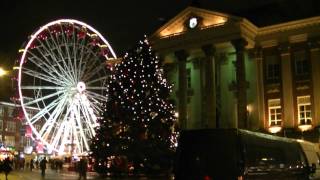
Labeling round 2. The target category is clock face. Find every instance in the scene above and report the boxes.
[189,17,198,29]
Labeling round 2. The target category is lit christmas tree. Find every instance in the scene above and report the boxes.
[90,36,177,175]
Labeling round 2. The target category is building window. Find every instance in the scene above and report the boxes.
[297,96,312,125]
[20,136,25,146]
[0,120,3,131]
[4,136,15,147]
[268,99,282,126]
[294,50,310,76]
[6,121,16,132]
[7,107,14,117]
[0,106,3,117]
[187,68,191,89]
[26,137,32,147]
[265,55,280,83]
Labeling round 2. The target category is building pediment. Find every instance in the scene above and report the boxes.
[152,6,242,39]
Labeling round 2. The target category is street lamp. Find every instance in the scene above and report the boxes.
[0,67,7,77]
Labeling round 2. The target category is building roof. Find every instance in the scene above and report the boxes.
[195,0,320,27]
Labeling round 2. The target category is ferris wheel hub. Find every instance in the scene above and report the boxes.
[77,82,86,93]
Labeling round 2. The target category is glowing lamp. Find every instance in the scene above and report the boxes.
[268,126,282,134]
[298,124,312,132]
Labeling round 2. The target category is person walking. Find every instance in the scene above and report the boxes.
[40,157,48,178]
[78,157,88,180]
[30,159,34,171]
[3,157,12,180]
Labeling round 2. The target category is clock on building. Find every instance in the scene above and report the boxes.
[188,17,198,29]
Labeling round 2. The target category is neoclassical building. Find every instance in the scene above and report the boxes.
[150,6,320,140]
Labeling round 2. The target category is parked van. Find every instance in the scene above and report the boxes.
[297,139,320,179]
[174,129,313,180]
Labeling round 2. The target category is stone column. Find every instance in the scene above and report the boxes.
[174,50,189,129]
[232,39,248,129]
[279,43,295,127]
[253,47,265,129]
[309,40,320,126]
[201,44,216,128]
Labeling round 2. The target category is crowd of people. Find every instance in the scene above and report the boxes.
[0,156,89,179]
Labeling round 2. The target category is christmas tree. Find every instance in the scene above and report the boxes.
[90,36,177,175]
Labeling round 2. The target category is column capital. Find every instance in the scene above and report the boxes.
[249,46,262,59]
[308,39,320,50]
[201,44,216,57]
[231,38,248,51]
[174,49,189,62]
[278,43,291,54]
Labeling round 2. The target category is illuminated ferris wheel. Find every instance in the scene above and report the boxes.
[17,19,117,154]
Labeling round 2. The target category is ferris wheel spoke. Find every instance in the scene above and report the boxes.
[79,45,102,76]
[70,118,81,153]
[85,86,108,90]
[81,96,102,116]
[45,31,75,82]
[86,91,107,101]
[23,89,66,106]
[77,39,87,82]
[22,67,66,86]
[31,46,72,84]
[50,121,66,151]
[82,61,105,82]
[74,104,90,151]
[29,95,65,124]
[84,94,103,112]
[58,121,71,153]
[30,40,67,83]
[78,48,97,79]
[85,76,108,86]
[49,102,73,150]
[40,96,68,137]
[27,50,66,82]
[79,103,96,137]
[21,86,64,90]
[59,24,78,83]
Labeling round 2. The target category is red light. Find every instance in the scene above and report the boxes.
[204,175,212,180]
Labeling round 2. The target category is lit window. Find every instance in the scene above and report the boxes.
[4,136,15,147]
[297,96,312,125]
[294,50,310,76]
[6,121,16,132]
[268,99,282,126]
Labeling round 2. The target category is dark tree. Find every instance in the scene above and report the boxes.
[90,37,177,175]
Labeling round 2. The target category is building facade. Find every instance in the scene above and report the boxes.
[150,7,320,141]
[0,101,23,155]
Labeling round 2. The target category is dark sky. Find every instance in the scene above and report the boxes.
[0,0,286,60]
[0,0,319,100]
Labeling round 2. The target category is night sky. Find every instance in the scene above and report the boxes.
[0,0,286,62]
[0,0,319,100]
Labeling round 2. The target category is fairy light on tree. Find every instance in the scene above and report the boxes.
[90,36,177,175]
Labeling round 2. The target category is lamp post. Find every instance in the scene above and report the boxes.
[0,67,8,77]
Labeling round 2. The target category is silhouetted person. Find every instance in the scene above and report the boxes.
[40,157,48,178]
[3,157,12,180]
[30,159,34,171]
[78,157,87,180]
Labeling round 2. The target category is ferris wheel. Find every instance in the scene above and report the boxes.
[17,19,117,154]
